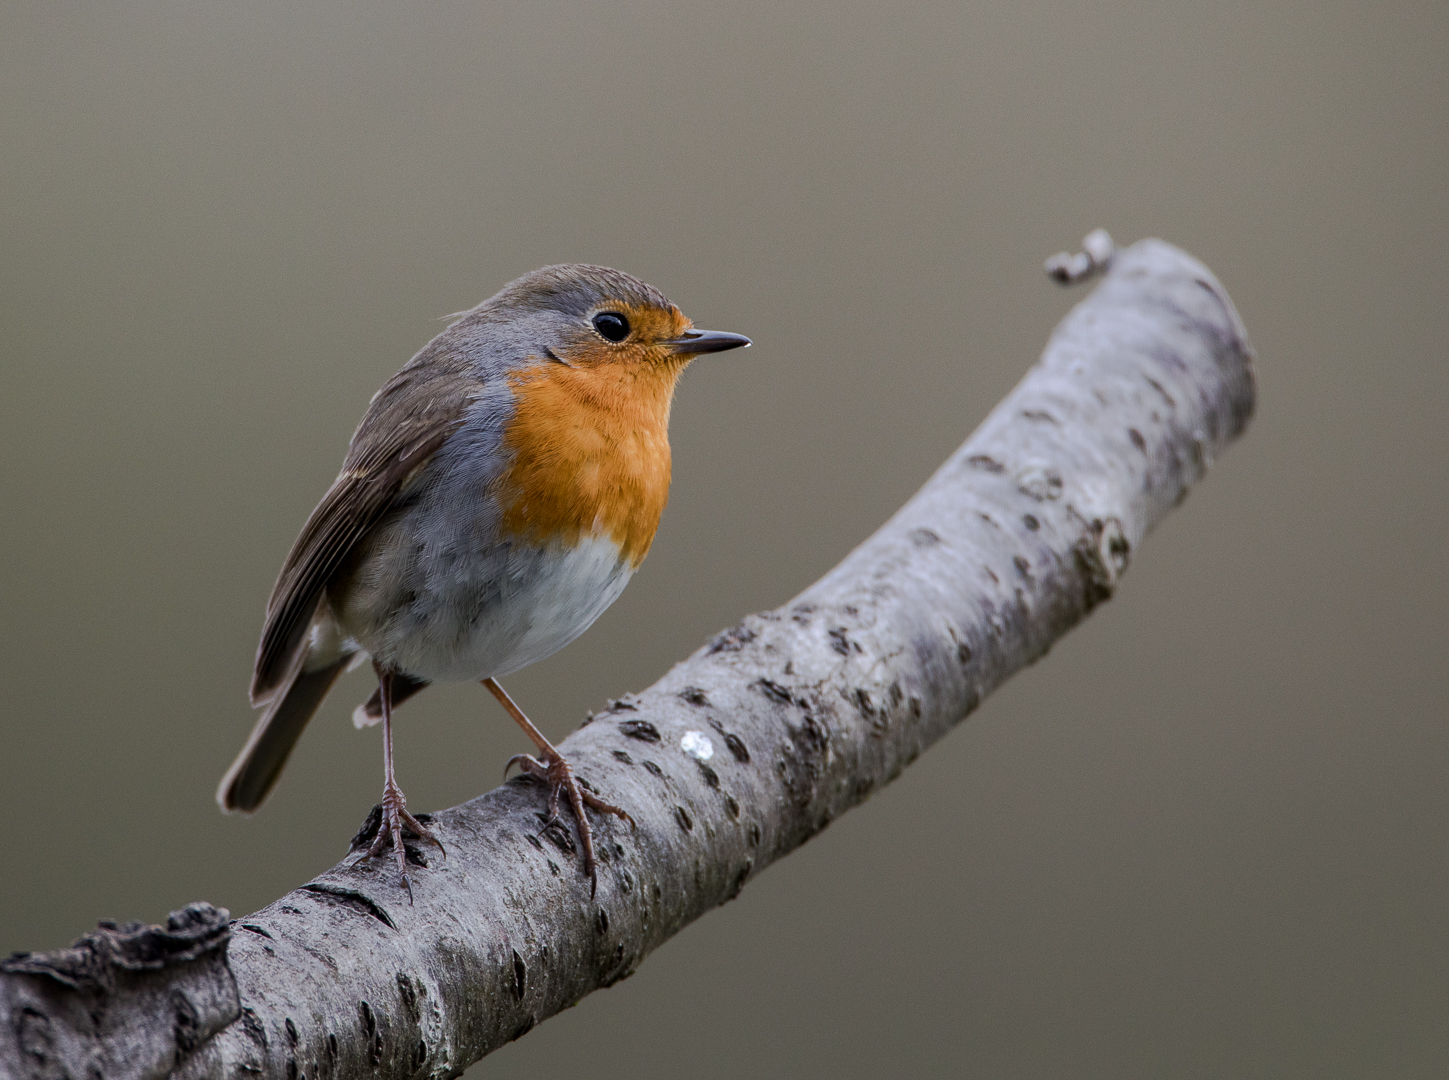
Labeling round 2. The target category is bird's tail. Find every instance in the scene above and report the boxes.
[352,671,430,729]
[217,650,350,814]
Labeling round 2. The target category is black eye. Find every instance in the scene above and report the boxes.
[592,311,630,342]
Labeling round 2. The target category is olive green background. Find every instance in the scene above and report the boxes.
[2,3,1445,1076]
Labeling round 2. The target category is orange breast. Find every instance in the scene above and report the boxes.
[495,354,684,567]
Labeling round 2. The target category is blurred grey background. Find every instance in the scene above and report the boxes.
[2,2,1445,1076]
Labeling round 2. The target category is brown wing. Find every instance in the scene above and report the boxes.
[250,355,477,702]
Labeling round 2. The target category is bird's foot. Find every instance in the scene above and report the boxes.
[506,750,634,895]
[352,781,445,903]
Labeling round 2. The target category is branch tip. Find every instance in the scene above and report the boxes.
[1045,228,1116,284]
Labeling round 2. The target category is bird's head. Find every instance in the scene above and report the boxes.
[467,263,750,376]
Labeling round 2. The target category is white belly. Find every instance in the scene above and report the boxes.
[334,532,634,684]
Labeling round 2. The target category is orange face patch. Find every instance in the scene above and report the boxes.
[494,302,694,566]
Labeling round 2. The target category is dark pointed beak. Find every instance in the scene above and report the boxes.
[664,328,752,355]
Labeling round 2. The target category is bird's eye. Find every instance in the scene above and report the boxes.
[592,311,630,342]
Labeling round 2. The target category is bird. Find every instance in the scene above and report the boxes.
[216,264,750,897]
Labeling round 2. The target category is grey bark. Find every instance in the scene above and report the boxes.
[0,235,1255,1080]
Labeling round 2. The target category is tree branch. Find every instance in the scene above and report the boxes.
[0,235,1255,1080]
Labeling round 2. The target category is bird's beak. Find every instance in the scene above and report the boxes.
[664,329,752,355]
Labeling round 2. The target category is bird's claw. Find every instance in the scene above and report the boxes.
[352,781,444,903]
[510,749,632,893]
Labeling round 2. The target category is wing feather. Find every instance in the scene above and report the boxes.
[250,356,479,701]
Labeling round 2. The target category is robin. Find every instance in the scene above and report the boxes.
[216,264,750,897]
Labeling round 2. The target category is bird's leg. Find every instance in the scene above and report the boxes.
[485,677,633,893]
[358,663,444,902]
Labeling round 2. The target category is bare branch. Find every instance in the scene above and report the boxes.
[0,236,1255,1080]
